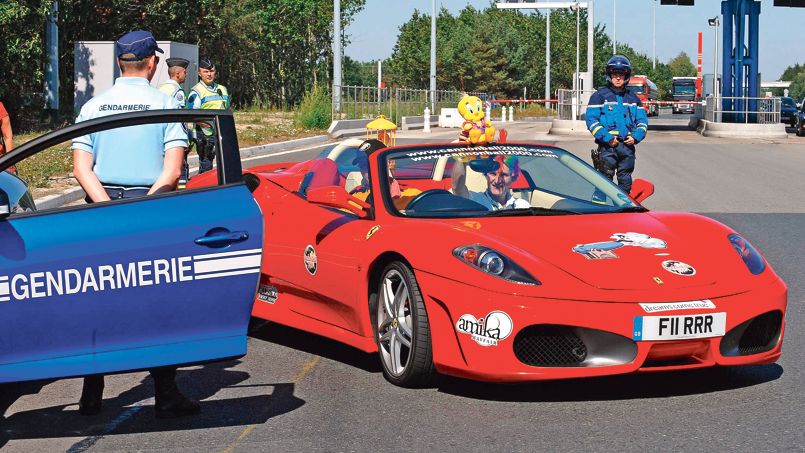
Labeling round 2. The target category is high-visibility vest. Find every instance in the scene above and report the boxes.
[190,82,230,110]
[158,80,186,108]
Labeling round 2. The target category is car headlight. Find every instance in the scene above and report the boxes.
[728,234,766,275]
[453,245,540,285]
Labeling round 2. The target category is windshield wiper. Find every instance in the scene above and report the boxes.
[485,207,581,217]
[612,205,648,213]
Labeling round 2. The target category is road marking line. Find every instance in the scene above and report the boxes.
[220,355,320,453]
[66,398,153,453]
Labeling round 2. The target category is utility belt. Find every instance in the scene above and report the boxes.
[101,184,150,200]
[193,127,217,161]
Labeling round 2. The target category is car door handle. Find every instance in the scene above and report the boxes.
[194,231,249,247]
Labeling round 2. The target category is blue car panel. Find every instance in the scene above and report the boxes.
[0,110,263,383]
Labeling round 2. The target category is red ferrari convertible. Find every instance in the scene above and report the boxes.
[217,140,787,387]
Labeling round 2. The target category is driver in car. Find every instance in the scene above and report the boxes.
[450,155,530,210]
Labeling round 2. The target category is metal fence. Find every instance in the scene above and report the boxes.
[556,89,596,121]
[704,96,781,124]
[332,85,486,125]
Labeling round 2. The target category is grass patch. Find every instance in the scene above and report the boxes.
[517,103,557,117]
[13,132,73,189]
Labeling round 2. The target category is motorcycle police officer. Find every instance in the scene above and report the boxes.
[187,57,230,174]
[585,55,648,194]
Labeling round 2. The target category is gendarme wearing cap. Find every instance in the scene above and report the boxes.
[116,30,164,61]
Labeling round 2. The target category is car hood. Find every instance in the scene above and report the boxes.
[443,212,733,292]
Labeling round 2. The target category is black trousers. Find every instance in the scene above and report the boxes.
[597,142,636,193]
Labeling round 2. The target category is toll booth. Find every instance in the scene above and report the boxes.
[74,41,198,112]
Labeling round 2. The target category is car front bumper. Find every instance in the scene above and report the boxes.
[418,271,787,382]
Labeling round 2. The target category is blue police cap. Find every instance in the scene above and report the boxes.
[116,30,164,61]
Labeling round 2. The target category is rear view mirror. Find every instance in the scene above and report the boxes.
[0,189,10,219]
[629,178,655,203]
[306,185,370,218]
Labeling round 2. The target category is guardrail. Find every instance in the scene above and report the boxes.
[332,85,486,125]
[704,96,781,124]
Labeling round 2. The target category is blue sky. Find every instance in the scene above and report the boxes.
[345,0,805,81]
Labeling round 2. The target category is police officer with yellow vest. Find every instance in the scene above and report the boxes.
[159,58,191,187]
[158,57,189,107]
[187,57,230,174]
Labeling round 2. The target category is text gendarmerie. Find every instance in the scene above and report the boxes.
[98,104,152,112]
[6,257,193,301]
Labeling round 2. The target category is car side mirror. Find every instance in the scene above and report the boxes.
[0,189,10,219]
[306,185,370,218]
[629,178,654,203]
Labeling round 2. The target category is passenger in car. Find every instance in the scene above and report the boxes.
[451,155,530,210]
[350,153,421,210]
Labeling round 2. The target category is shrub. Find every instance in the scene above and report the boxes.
[294,85,331,129]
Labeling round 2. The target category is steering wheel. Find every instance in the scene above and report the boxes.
[404,189,451,211]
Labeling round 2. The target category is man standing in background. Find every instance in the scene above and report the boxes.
[159,57,191,187]
[187,57,230,174]
[158,57,189,107]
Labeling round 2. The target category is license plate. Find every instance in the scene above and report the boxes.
[633,313,726,341]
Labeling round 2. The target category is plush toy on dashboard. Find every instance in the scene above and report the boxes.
[457,95,496,145]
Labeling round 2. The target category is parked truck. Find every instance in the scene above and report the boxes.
[627,75,660,117]
[671,76,697,114]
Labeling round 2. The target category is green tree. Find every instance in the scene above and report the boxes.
[667,52,696,77]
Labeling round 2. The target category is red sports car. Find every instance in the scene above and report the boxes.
[214,140,787,387]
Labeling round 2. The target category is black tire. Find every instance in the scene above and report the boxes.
[797,127,804,137]
[370,261,435,387]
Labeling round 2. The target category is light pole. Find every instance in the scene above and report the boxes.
[708,16,720,98]
[332,0,342,114]
[652,0,656,70]
[571,2,580,119]
[545,9,551,108]
[430,0,436,112]
[613,0,617,54]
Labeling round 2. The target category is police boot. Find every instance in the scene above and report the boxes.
[151,368,200,419]
[78,375,104,416]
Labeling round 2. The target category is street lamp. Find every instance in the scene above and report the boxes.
[708,16,720,98]
[652,0,656,70]
[571,2,581,119]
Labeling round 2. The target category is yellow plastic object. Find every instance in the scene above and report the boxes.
[366,115,397,146]
[457,95,495,145]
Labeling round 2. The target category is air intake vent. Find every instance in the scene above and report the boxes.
[514,325,587,367]
[720,310,783,357]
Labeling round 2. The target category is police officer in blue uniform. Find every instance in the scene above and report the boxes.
[585,55,648,193]
[72,30,200,418]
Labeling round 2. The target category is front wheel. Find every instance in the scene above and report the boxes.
[372,261,435,387]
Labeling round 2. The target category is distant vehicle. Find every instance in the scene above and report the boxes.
[671,77,697,114]
[627,75,660,117]
[780,96,797,128]
[794,98,805,136]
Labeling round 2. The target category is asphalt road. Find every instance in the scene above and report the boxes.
[2,122,804,452]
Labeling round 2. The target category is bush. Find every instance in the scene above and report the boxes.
[294,85,331,129]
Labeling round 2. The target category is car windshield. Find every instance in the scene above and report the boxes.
[672,83,696,95]
[381,144,641,218]
[782,98,795,108]
[628,84,646,94]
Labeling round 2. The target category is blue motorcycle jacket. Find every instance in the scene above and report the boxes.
[585,86,648,145]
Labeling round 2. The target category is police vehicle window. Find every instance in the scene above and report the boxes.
[2,118,198,216]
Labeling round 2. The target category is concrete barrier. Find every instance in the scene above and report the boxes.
[548,119,590,136]
[439,108,463,128]
[401,115,439,131]
[697,120,788,139]
[327,118,372,138]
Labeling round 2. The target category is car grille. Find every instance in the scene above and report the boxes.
[513,325,587,367]
[720,310,783,357]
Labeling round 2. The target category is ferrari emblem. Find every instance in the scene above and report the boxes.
[366,225,380,240]
[392,319,398,328]
[653,276,664,285]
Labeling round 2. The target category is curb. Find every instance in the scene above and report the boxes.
[33,134,331,210]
